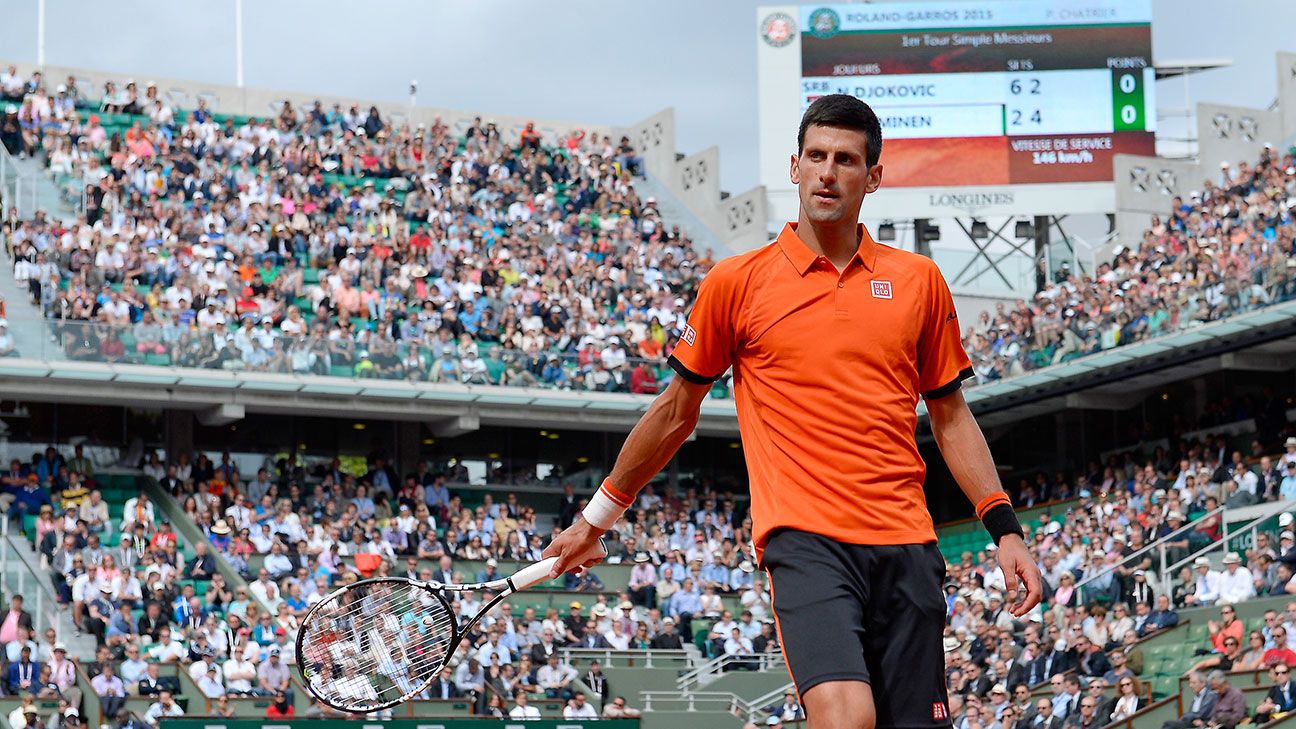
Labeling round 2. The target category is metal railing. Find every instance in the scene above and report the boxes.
[741,683,798,723]
[641,681,795,721]
[677,651,785,691]
[27,318,697,396]
[1159,498,1293,598]
[1073,503,1227,602]
[639,690,747,714]
[555,647,696,670]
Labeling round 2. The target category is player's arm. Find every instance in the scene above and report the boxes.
[926,388,1042,616]
[543,375,713,577]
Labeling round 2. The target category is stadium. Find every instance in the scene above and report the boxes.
[0,1,1295,728]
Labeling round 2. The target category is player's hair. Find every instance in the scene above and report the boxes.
[797,94,883,168]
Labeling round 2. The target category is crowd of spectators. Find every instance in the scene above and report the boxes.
[964,146,1296,384]
[940,428,1296,728]
[2,65,703,394]
[5,64,1296,400]
[138,446,761,718]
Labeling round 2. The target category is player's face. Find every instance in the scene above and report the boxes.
[791,125,882,225]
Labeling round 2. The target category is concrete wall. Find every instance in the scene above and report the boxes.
[1195,102,1285,169]
[1111,154,1202,255]
[1279,52,1296,141]
[623,111,769,253]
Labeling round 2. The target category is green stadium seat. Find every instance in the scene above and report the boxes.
[144,352,171,366]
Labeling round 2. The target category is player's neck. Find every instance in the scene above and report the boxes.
[795,216,860,271]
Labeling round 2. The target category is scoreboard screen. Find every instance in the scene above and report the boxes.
[794,0,1155,187]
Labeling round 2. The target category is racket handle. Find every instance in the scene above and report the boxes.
[510,557,561,590]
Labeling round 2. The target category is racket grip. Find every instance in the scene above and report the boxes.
[510,557,561,590]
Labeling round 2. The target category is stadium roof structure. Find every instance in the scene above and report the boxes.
[0,301,1294,441]
[1154,58,1233,81]
[918,299,1296,437]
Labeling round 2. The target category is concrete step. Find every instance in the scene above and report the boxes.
[637,172,729,258]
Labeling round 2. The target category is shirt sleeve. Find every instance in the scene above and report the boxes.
[916,262,974,399]
[668,263,739,385]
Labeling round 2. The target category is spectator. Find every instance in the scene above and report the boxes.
[1206,670,1246,729]
[142,690,184,726]
[536,653,576,701]
[7,644,39,695]
[1253,663,1296,724]
[563,691,598,719]
[266,691,293,718]
[508,690,540,720]
[256,647,291,698]
[601,695,642,719]
[90,663,126,717]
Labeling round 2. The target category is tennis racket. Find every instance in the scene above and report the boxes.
[295,552,594,713]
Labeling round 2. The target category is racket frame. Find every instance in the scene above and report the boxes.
[296,557,561,713]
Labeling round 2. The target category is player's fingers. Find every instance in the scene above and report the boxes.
[1002,555,1021,609]
[1021,564,1044,614]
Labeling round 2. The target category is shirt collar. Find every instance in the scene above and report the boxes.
[775,222,878,275]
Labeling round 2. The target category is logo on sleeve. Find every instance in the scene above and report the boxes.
[932,702,948,720]
[682,324,697,346]
[871,280,893,299]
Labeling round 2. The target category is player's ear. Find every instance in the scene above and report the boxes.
[864,163,883,194]
[789,154,800,185]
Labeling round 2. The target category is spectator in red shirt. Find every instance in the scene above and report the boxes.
[1264,626,1296,668]
[265,691,293,718]
[630,361,658,394]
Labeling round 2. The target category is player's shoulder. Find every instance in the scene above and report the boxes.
[701,239,783,285]
[874,241,947,290]
[874,241,941,277]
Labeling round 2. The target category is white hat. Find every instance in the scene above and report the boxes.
[1285,437,1296,447]
[485,558,497,567]
[986,542,998,552]
[1282,531,1294,541]
[1193,557,1212,568]
[1045,521,1062,535]
[766,717,782,726]
[1222,552,1242,565]
[1168,511,1185,521]
[1281,513,1294,527]
[739,560,754,573]
[53,642,66,652]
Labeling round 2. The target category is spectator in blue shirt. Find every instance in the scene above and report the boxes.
[1281,462,1296,501]
[700,559,730,592]
[6,473,51,528]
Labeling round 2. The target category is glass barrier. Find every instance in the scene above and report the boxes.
[33,318,714,396]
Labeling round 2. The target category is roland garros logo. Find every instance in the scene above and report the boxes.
[760,12,796,48]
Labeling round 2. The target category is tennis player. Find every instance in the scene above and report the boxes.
[545,94,1043,729]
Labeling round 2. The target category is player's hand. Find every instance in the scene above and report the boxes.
[543,517,608,578]
[997,534,1042,616]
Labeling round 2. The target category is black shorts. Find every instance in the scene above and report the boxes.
[762,529,952,728]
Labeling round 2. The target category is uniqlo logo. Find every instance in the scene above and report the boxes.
[682,324,697,346]
[871,280,893,299]
[932,702,948,720]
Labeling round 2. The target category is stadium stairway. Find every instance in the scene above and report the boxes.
[0,249,62,361]
[0,148,71,361]
[0,523,97,658]
[636,173,730,255]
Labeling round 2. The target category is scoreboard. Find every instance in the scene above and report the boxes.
[758,0,1158,218]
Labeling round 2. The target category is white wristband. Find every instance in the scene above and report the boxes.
[582,487,628,531]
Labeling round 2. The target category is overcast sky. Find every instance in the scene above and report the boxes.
[2,0,1293,191]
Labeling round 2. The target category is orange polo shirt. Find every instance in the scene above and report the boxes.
[670,223,972,556]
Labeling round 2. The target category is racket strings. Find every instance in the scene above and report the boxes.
[300,581,454,711]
